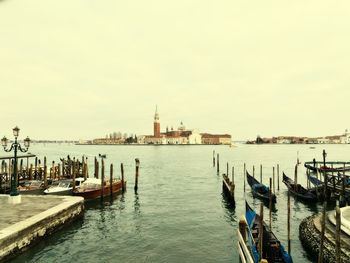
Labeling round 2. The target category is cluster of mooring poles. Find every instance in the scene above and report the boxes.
[0,152,141,199]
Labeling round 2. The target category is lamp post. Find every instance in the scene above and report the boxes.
[1,126,30,196]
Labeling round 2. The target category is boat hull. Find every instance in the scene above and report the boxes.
[44,189,73,196]
[246,172,277,203]
[282,173,317,202]
[222,175,235,205]
[73,180,126,200]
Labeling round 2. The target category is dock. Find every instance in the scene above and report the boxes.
[0,194,84,262]
[299,206,350,262]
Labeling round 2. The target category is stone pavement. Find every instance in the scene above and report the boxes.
[0,194,84,262]
[0,195,63,230]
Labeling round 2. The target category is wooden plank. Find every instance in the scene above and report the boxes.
[0,154,36,160]
[237,229,254,263]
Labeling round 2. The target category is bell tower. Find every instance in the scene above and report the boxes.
[154,105,160,137]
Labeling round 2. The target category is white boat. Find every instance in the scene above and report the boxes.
[44,178,85,195]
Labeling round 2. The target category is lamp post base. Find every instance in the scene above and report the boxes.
[8,195,21,204]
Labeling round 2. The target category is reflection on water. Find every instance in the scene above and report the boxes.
[221,192,236,224]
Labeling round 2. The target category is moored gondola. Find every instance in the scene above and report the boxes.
[282,173,317,202]
[239,202,293,263]
[222,173,235,205]
[246,171,276,203]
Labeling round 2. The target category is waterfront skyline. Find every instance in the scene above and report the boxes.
[1,1,350,140]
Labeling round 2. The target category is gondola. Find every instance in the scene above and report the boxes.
[244,202,293,263]
[222,173,235,205]
[282,173,317,201]
[246,171,276,203]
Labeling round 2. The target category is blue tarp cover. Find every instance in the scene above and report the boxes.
[252,184,269,194]
[280,244,293,263]
[245,208,256,228]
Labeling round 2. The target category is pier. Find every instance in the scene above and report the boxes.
[300,206,350,262]
[305,160,350,204]
[0,194,84,262]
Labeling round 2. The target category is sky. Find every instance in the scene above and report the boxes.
[0,0,349,140]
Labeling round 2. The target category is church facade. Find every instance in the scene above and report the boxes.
[138,107,231,145]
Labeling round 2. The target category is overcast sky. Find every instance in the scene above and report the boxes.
[0,0,349,140]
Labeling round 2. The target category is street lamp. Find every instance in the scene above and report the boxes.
[1,126,30,196]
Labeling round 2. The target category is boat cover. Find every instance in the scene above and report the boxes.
[252,184,269,194]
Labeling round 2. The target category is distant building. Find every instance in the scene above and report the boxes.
[340,129,350,144]
[92,138,125,144]
[317,138,330,144]
[141,107,231,145]
[201,134,232,145]
[247,130,350,144]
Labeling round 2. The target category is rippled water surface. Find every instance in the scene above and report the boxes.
[9,144,350,263]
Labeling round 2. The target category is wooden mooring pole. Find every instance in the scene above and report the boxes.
[58,163,61,179]
[213,150,215,167]
[318,198,326,263]
[34,157,38,180]
[269,177,272,230]
[239,215,247,241]
[217,154,219,174]
[43,157,47,189]
[273,166,275,194]
[260,164,262,183]
[288,189,291,255]
[232,166,235,184]
[72,161,76,191]
[253,165,255,178]
[244,163,246,193]
[318,151,328,263]
[121,163,125,192]
[94,157,99,179]
[135,158,140,192]
[259,203,264,261]
[335,201,341,263]
[29,164,33,180]
[226,162,229,176]
[277,164,280,191]
[110,164,113,197]
[101,158,105,199]
[84,158,88,180]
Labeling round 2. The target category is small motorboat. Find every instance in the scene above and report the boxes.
[73,177,125,200]
[44,178,85,195]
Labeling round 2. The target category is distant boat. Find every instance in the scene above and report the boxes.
[246,172,276,203]
[73,178,125,200]
[238,202,293,263]
[282,173,317,202]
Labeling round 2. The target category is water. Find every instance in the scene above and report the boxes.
[9,144,350,262]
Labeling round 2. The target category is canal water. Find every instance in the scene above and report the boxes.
[9,144,350,263]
